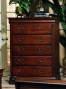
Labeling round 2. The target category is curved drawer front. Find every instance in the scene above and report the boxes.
[13,45,52,56]
[12,35,52,45]
[13,66,52,77]
[12,23,52,35]
[13,56,52,66]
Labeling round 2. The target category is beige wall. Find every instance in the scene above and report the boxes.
[49,0,66,67]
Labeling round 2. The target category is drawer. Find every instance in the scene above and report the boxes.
[13,45,52,56]
[11,23,52,35]
[13,66,52,77]
[12,35,52,45]
[13,56,52,66]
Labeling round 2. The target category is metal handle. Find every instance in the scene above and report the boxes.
[18,69,24,73]
[39,59,45,63]
[18,48,24,52]
[39,70,46,74]
[18,38,24,42]
[2,37,8,41]
[18,59,24,63]
[39,48,45,53]
[38,28,45,31]
[39,38,46,42]
[18,27,24,32]
[6,37,8,40]
[2,37,5,41]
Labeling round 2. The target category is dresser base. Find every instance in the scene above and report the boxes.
[9,75,60,84]
[15,77,66,89]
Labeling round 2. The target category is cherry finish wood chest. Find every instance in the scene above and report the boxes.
[9,17,60,83]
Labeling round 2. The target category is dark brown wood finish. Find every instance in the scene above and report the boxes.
[15,77,66,89]
[13,56,52,66]
[0,68,3,89]
[9,17,60,83]
[12,35,52,44]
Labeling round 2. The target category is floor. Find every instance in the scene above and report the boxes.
[2,76,15,89]
[2,88,15,89]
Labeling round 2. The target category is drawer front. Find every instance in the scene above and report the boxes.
[13,45,52,56]
[13,66,52,77]
[12,35,52,45]
[13,56,52,66]
[11,23,52,35]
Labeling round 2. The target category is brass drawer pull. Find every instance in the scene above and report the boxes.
[39,38,46,42]
[18,38,24,42]
[18,69,24,73]
[39,70,46,74]
[18,27,24,31]
[38,28,45,31]
[18,48,24,52]
[39,59,45,63]
[18,59,24,63]
[39,48,45,53]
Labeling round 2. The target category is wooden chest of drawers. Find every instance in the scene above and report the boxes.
[9,17,60,83]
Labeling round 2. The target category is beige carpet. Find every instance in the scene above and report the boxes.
[2,77,15,88]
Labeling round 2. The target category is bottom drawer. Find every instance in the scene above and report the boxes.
[12,66,52,77]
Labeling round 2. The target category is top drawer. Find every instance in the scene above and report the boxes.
[11,23,52,35]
